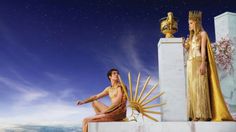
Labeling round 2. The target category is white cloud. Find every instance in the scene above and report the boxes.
[23,89,48,102]
[0,76,48,103]
[120,33,150,73]
[59,88,75,99]
[0,75,95,127]
[0,73,161,129]
[93,31,157,77]
[0,102,93,126]
[44,72,69,82]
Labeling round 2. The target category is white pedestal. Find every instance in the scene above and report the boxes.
[214,12,236,42]
[89,122,236,132]
[214,12,236,117]
[158,38,187,121]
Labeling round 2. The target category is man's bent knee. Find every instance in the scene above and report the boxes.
[83,118,89,123]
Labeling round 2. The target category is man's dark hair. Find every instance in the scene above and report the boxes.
[107,68,119,81]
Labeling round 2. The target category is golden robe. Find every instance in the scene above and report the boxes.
[83,86,127,132]
[187,34,233,121]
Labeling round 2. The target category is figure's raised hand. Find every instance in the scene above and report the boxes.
[76,100,84,106]
[183,36,190,49]
[199,63,207,75]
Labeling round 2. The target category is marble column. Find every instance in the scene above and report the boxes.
[214,12,236,117]
[158,38,187,121]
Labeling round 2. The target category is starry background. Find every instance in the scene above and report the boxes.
[0,0,235,129]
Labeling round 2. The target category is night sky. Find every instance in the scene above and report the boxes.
[0,0,235,126]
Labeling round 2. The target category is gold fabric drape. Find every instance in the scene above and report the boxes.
[206,35,234,121]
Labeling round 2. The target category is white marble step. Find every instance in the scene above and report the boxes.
[89,122,236,132]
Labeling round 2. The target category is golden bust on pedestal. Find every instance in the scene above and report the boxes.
[160,12,178,38]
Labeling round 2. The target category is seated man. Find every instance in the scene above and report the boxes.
[76,68,127,132]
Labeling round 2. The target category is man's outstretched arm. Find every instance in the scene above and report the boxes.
[77,88,109,105]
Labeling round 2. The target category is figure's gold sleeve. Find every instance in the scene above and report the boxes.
[206,35,234,121]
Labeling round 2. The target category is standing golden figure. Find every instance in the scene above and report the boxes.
[76,69,127,132]
[184,11,234,121]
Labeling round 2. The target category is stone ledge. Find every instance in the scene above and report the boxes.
[89,122,236,132]
[158,38,183,46]
[214,12,236,20]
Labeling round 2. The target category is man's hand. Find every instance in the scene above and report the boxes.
[76,100,84,106]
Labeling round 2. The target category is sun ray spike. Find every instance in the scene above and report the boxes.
[123,72,165,122]
[143,102,166,109]
[133,72,140,101]
[139,82,159,103]
[118,75,130,102]
[143,110,162,115]
[128,72,133,101]
[137,76,151,102]
[142,92,165,106]
[143,113,159,122]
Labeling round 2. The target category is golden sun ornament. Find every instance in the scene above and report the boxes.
[118,72,165,122]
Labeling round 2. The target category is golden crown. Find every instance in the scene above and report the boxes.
[189,11,202,22]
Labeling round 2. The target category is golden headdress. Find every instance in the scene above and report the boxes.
[189,10,202,23]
